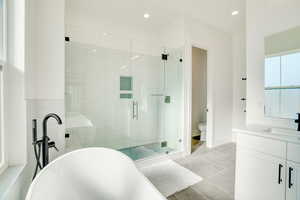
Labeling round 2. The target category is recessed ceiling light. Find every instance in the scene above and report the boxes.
[232,10,239,16]
[144,13,150,19]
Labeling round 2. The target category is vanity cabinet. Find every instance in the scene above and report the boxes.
[235,131,300,200]
[235,148,285,200]
[286,161,300,200]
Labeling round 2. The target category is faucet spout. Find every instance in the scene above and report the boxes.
[42,113,62,167]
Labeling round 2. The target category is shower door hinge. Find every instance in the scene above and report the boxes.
[162,54,168,60]
[161,141,168,148]
[65,36,70,42]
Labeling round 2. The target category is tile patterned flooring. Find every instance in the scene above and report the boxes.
[168,143,236,200]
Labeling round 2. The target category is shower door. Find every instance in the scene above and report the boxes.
[123,49,184,157]
[65,42,135,150]
[128,53,164,149]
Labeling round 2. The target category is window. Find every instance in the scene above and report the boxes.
[0,0,6,173]
[265,51,300,119]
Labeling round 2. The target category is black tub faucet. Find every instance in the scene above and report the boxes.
[42,113,62,167]
[295,113,300,132]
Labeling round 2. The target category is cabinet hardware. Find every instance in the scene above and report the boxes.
[278,164,283,184]
[288,167,294,188]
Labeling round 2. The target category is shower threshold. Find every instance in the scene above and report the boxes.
[118,142,174,160]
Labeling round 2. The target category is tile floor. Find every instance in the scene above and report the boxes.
[168,143,236,200]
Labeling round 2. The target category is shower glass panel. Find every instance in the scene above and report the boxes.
[65,40,183,160]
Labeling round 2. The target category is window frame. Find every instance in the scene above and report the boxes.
[0,0,7,174]
[264,49,300,119]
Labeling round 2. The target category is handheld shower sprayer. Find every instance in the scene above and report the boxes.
[32,119,43,180]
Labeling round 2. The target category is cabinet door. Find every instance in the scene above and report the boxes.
[286,161,300,200]
[235,147,286,200]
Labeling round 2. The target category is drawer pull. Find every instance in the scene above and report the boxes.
[288,167,294,188]
[278,164,283,184]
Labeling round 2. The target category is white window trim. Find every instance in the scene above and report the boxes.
[0,0,7,174]
[264,50,300,119]
[265,48,300,58]
[264,49,300,89]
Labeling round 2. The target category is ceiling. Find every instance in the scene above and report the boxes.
[66,0,245,34]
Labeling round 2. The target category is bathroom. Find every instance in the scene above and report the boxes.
[0,0,300,200]
[191,47,208,151]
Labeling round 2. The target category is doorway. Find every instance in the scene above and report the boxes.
[191,47,207,152]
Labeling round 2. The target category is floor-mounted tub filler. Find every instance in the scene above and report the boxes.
[26,148,167,200]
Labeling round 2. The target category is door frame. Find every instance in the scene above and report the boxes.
[183,42,214,155]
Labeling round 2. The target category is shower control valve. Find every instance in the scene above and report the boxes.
[48,141,59,152]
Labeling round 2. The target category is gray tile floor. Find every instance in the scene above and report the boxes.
[168,143,236,200]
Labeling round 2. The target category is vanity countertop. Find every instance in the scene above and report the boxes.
[233,126,300,144]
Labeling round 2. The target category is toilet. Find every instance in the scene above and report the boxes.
[198,122,207,141]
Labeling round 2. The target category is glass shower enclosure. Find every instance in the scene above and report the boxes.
[65,40,184,160]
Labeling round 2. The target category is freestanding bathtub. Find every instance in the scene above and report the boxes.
[26,148,167,200]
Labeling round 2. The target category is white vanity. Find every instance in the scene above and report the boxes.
[234,127,300,200]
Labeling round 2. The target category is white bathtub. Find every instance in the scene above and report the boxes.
[26,148,166,200]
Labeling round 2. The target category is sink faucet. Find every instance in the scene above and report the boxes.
[42,113,62,167]
[296,113,300,132]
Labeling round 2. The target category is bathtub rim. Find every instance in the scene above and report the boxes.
[26,147,167,200]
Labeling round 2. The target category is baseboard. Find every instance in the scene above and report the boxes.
[211,137,233,148]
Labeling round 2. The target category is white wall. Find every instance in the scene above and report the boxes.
[65,20,163,57]
[232,28,246,129]
[231,28,247,142]
[192,47,207,131]
[26,0,65,100]
[246,0,300,128]
[25,0,65,160]
[184,19,233,148]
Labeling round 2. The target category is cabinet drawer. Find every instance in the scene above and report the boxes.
[237,133,286,159]
[287,143,300,163]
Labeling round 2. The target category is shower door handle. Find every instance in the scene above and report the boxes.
[132,101,139,120]
[136,101,139,120]
[132,101,136,119]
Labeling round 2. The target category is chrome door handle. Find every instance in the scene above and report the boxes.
[132,101,138,120]
[136,101,139,120]
[132,101,136,119]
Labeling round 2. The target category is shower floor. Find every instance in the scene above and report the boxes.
[65,128,176,160]
[119,143,174,160]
